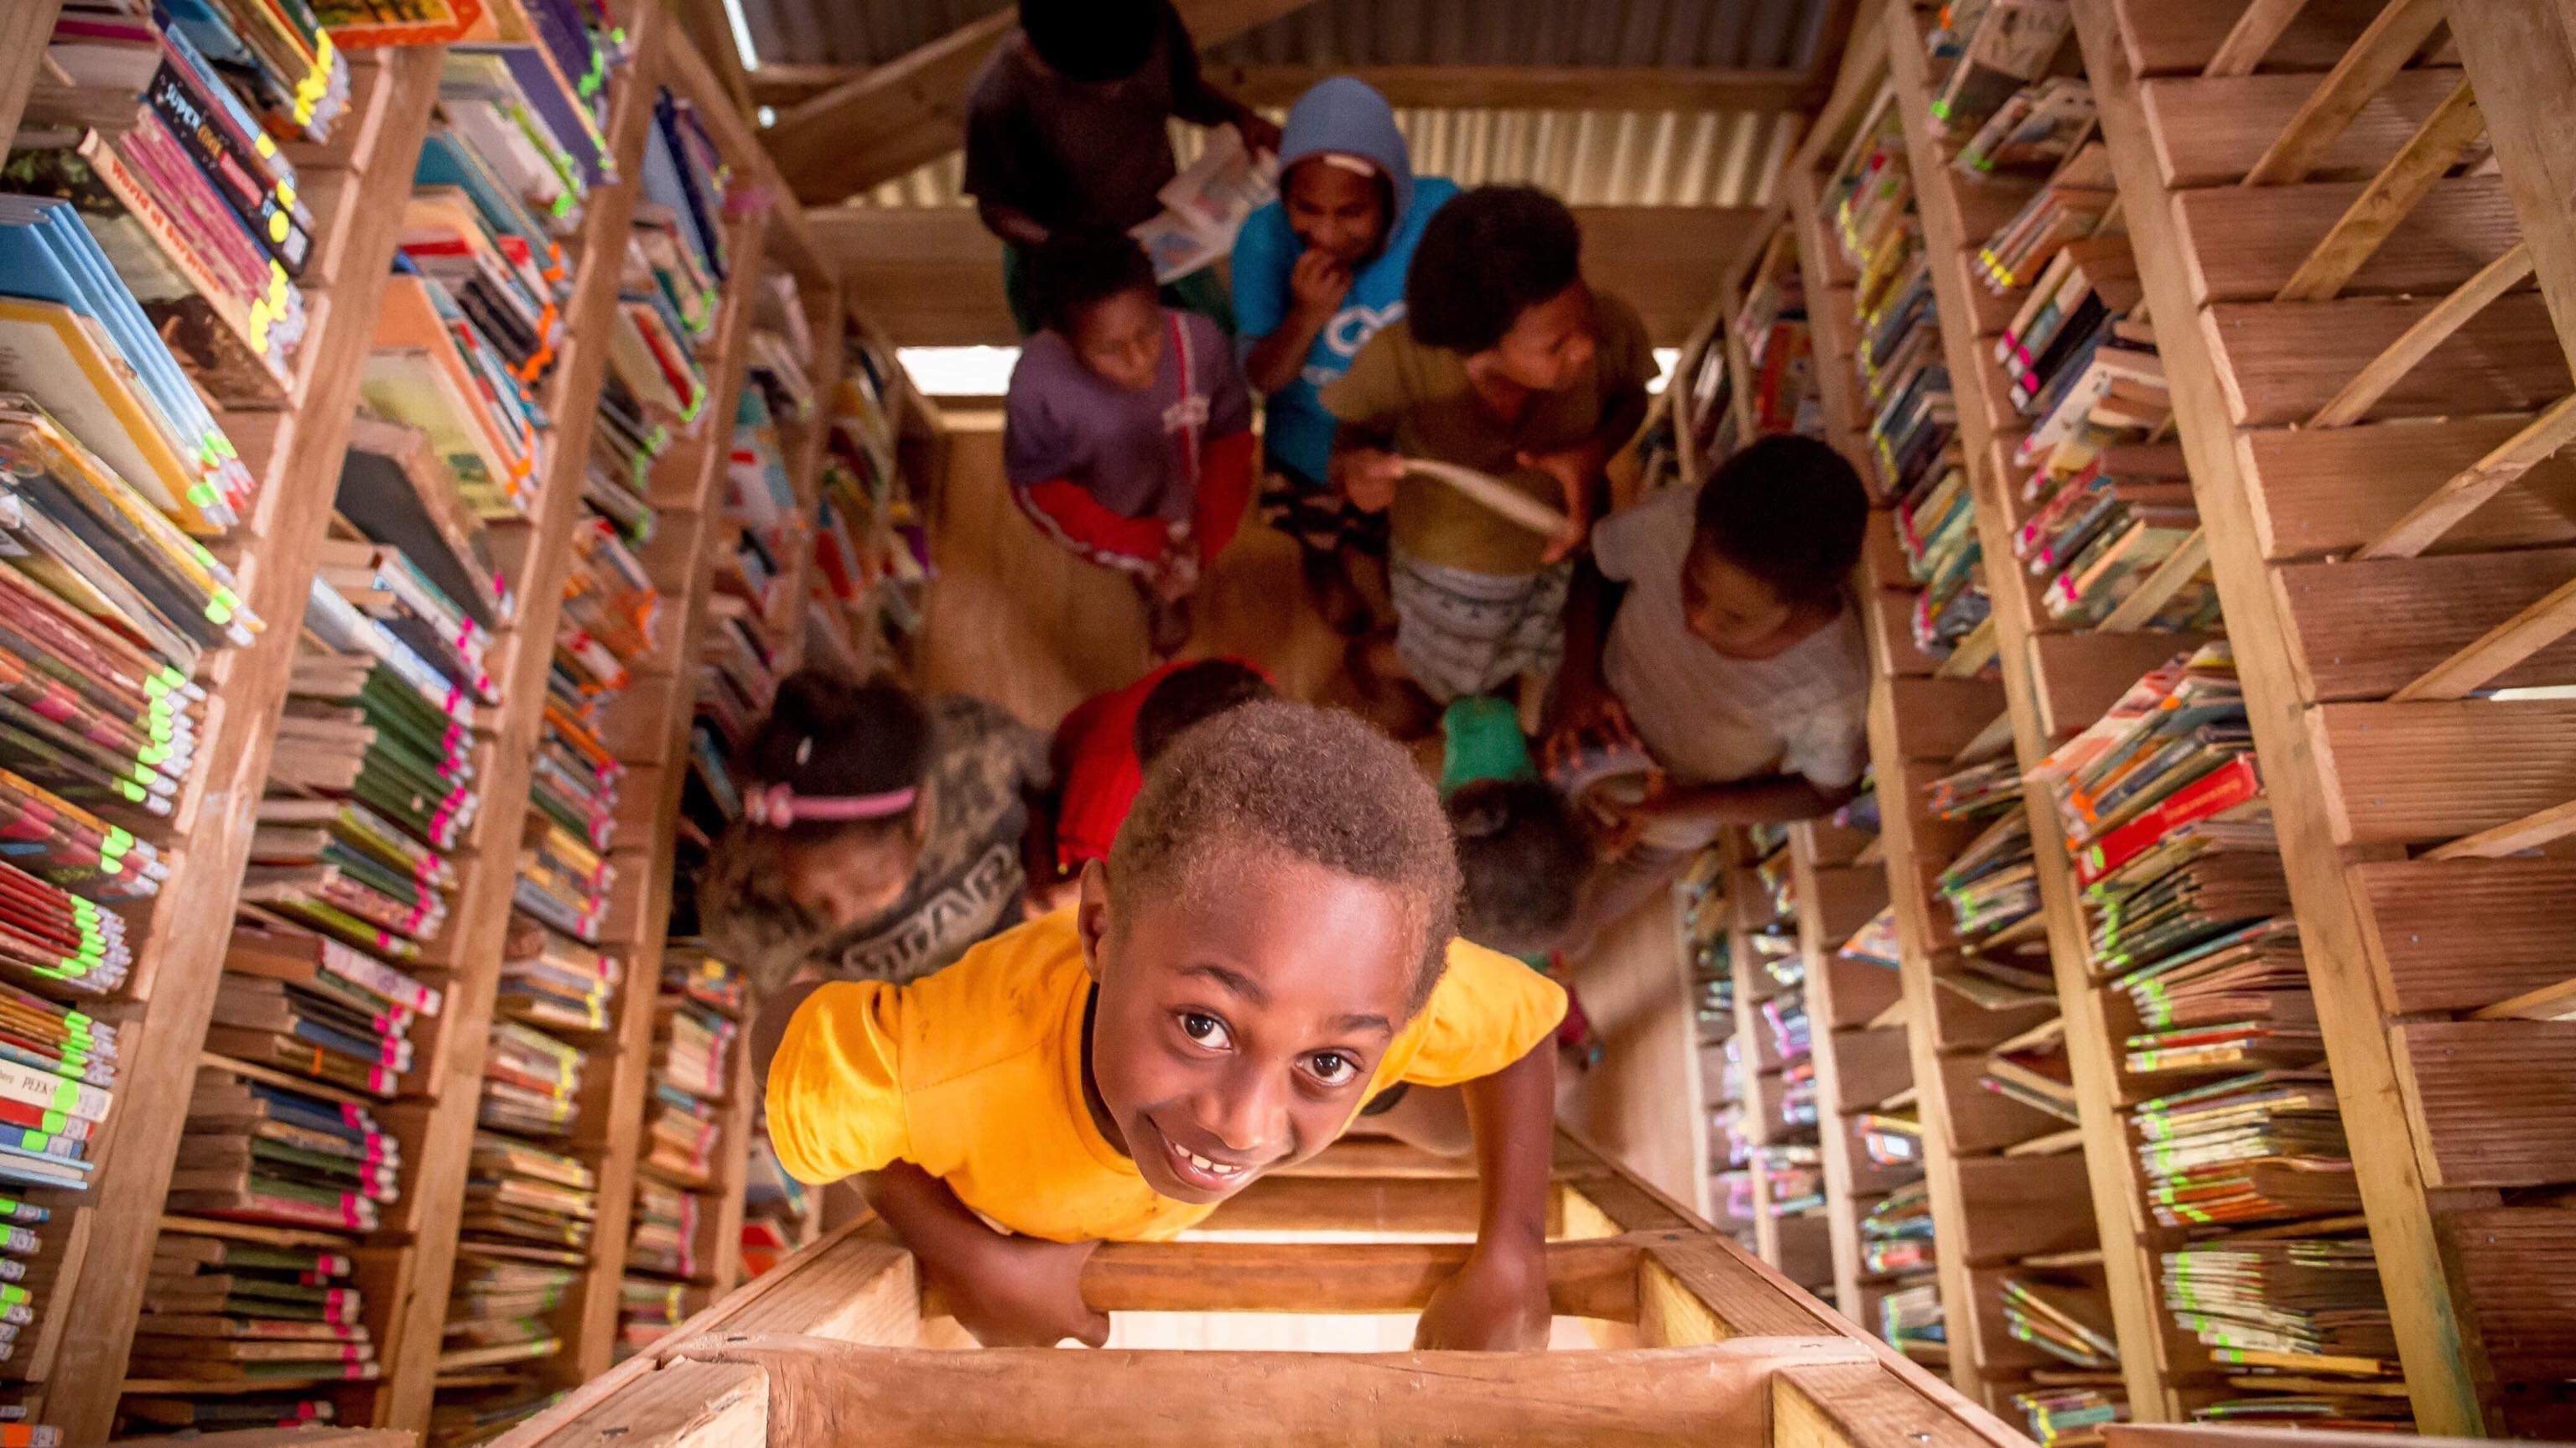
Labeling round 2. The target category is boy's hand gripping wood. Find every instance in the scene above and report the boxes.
[864,1161,1111,1347]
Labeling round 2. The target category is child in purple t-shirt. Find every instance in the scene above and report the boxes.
[1004,230,1255,655]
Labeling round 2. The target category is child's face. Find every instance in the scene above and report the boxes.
[772,823,922,935]
[1483,281,1599,392]
[1283,158,1389,268]
[1077,848,1421,1206]
[1680,540,1799,658]
[1067,288,1166,393]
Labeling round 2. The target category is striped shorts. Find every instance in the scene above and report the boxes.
[1389,551,1574,704]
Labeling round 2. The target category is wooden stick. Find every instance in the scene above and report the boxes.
[2358,392,2576,557]
[2098,527,2213,630]
[1935,616,1997,679]
[2307,241,2532,428]
[2275,80,2486,302]
[2205,0,2321,77]
[2423,797,2576,859]
[2470,974,2576,1021]
[2389,574,2576,700]
[1399,458,1572,537]
[2244,0,2454,186]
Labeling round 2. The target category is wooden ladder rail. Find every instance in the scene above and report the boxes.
[486,1129,2037,1448]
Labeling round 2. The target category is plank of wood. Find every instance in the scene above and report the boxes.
[678,1335,1846,1448]
[2309,243,2538,427]
[2204,0,2324,76]
[2392,573,2576,699]
[522,1360,769,1448]
[2274,548,2576,699]
[1774,1362,2012,1448]
[2307,699,2576,844]
[2097,527,2213,628]
[2273,80,2485,301]
[2242,0,2452,185]
[1202,1174,1489,1235]
[2355,394,2576,558]
[2201,290,2567,428]
[2433,1207,2576,1380]
[1828,1028,1913,1113]
[2423,797,2576,859]
[2470,974,2576,1021]
[2183,169,2517,305]
[0,0,64,162]
[1643,1235,1846,1342]
[2028,630,2208,740]
[1886,677,2012,760]
[2389,1021,2576,1186]
[1564,1172,1701,1236]
[753,61,1824,113]
[2141,66,2464,187]
[2447,0,2576,379]
[1948,1153,2100,1264]
[2246,411,2576,559]
[2113,0,2406,75]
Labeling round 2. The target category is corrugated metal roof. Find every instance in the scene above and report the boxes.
[738,0,1830,79]
[852,106,1805,208]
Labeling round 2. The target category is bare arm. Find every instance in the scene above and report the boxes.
[1639,773,1861,828]
[1244,303,1332,393]
[1412,1037,1557,1349]
[863,1162,1110,1347]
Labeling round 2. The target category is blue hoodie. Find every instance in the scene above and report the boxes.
[1232,78,1458,488]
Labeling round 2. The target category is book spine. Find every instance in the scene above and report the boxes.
[143,65,312,278]
[0,1059,109,1124]
[2077,754,2264,889]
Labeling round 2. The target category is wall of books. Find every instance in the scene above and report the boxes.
[0,1,927,1442]
[1662,0,2576,1441]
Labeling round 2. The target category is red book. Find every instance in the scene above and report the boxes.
[2075,753,2261,888]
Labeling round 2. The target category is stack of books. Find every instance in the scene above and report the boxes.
[1858,1112,1924,1169]
[1939,806,2040,948]
[2011,1386,2127,1447]
[614,946,739,1354]
[617,1274,694,1352]
[738,1134,811,1280]
[1862,1181,1935,1274]
[1982,1015,2079,1125]
[439,1247,576,1375]
[1839,906,1902,971]
[2014,447,2213,630]
[1759,993,1812,1064]
[2132,1071,2360,1227]
[1953,76,2094,177]
[130,1233,373,1390]
[1924,0,2075,141]
[1879,1278,1947,1363]
[623,1181,700,1281]
[2161,1234,2408,1425]
[1760,1143,1824,1214]
[1976,144,2115,296]
[808,355,927,659]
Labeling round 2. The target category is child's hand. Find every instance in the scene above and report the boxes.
[1289,249,1352,319]
[1514,448,1596,564]
[925,1230,1111,1348]
[1333,449,1405,512]
[1413,1239,1553,1351]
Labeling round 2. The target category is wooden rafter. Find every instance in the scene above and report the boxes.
[2242,0,2451,184]
[2272,79,2483,302]
[760,0,1322,205]
[750,60,1826,114]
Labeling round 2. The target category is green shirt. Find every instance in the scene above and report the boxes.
[1439,695,1536,797]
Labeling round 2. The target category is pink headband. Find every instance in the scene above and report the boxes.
[745,784,918,828]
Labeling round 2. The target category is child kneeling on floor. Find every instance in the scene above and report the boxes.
[764,701,1566,1349]
[1005,229,1256,656]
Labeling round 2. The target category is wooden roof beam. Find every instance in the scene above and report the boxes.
[750,61,1826,117]
[760,0,1322,205]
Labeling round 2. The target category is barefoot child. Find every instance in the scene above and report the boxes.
[1232,77,1458,632]
[764,702,1566,1349]
[1005,231,1256,655]
[1324,185,1656,707]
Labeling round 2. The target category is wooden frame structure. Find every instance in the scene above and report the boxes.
[494,1129,2035,1448]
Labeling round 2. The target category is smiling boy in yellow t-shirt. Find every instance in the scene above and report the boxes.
[766,701,1566,1348]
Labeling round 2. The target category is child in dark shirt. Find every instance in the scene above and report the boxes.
[963,0,1280,334]
[1039,657,1275,906]
[1004,231,1256,656]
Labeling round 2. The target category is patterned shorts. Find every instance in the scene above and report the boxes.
[1259,468,1390,558]
[1389,551,1574,704]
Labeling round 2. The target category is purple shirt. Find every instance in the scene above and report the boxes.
[1003,309,1251,522]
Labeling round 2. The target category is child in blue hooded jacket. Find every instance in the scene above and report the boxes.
[1233,78,1459,632]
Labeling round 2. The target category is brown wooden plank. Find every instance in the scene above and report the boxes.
[2241,413,2576,559]
[2437,1207,2576,1379]
[1949,1153,2100,1264]
[1828,1028,1913,1113]
[2204,0,2329,77]
[2112,0,2391,75]
[2308,699,2576,844]
[990,1238,1646,1321]
[2181,163,2522,309]
[2351,857,2576,1013]
[2273,548,2576,700]
[1820,956,1906,1032]
[678,1336,1849,1448]
[2028,630,2207,740]
[2310,244,2540,427]
[518,1360,768,1448]
[1566,1172,1702,1236]
[0,0,65,162]
[2448,0,2576,381]
[1774,1362,2012,1448]
[1202,1174,1491,1235]
[1643,1235,1847,1342]
[1887,677,2012,761]
[2142,66,2466,187]
[2357,395,2576,559]
[2390,1022,2576,1186]
[2423,797,2576,859]
[2392,574,2576,700]
[2202,290,2569,428]
[2242,0,2452,185]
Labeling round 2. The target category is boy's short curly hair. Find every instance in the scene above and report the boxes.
[1405,184,1584,355]
[1029,228,1158,337]
[1108,701,1461,1013]
[1447,778,1590,958]
[1694,434,1871,610]
[1019,0,1164,84]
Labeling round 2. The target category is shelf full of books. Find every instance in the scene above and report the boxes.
[1743,0,2576,1437]
[0,0,880,1440]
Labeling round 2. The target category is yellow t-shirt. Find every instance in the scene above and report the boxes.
[765,910,1568,1243]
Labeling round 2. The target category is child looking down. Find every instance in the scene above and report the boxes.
[765,702,1567,1349]
[1005,230,1256,655]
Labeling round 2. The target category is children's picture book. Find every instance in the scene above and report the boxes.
[1129,127,1279,283]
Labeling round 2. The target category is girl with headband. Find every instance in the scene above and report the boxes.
[700,671,1054,994]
